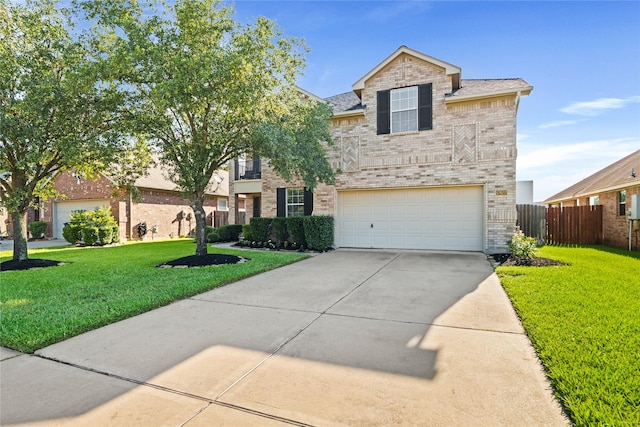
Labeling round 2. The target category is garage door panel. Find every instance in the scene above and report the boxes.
[338,187,483,251]
[54,200,110,240]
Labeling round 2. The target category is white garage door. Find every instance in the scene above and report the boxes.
[54,200,110,240]
[337,186,483,251]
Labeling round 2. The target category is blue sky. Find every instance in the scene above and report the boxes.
[232,1,640,202]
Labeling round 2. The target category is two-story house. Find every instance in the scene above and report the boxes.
[229,46,532,253]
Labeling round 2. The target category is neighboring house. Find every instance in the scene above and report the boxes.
[230,46,532,253]
[30,163,228,241]
[544,150,640,249]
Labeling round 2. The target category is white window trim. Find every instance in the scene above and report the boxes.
[390,86,418,134]
[217,199,228,211]
[286,188,305,218]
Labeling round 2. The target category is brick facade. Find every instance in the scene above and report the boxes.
[229,48,530,252]
[37,171,222,241]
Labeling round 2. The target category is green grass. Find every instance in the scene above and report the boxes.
[0,240,308,353]
[497,246,640,426]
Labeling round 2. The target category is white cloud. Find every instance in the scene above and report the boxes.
[560,96,640,116]
[537,119,584,129]
[517,138,640,201]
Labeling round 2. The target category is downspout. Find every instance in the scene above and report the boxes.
[515,90,522,114]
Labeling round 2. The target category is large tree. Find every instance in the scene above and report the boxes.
[83,0,335,257]
[0,0,136,262]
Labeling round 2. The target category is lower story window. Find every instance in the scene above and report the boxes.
[589,196,599,206]
[619,190,626,216]
[287,188,305,217]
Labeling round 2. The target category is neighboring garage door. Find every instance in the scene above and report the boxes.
[53,200,110,240]
[337,186,483,251]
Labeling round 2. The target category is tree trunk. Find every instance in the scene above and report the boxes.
[192,197,208,256]
[12,210,29,262]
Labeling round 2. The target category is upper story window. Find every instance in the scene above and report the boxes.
[218,199,228,211]
[377,83,432,135]
[619,190,626,216]
[391,87,418,133]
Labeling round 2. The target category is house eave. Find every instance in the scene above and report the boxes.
[352,45,461,91]
[544,180,640,205]
[332,109,365,119]
[445,86,533,104]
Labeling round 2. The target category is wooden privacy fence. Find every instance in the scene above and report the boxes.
[546,205,603,245]
[212,211,229,228]
[516,204,546,245]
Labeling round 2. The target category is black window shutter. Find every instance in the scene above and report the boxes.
[418,83,433,131]
[276,188,286,217]
[303,189,314,216]
[377,90,391,135]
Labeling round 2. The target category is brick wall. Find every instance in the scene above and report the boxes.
[600,186,640,249]
[41,171,222,241]
[255,53,520,252]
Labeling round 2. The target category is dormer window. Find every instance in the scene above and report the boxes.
[377,83,432,135]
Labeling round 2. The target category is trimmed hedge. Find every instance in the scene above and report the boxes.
[29,221,47,239]
[286,217,306,248]
[242,216,333,251]
[249,217,272,242]
[303,215,334,251]
[207,224,243,243]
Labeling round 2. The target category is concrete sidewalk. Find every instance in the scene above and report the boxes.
[0,250,568,426]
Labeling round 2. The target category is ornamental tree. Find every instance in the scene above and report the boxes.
[82,0,335,257]
[0,0,139,262]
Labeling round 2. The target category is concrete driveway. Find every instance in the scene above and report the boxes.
[0,249,568,426]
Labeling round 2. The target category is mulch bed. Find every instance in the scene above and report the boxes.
[1,259,65,272]
[491,254,565,267]
[157,254,245,268]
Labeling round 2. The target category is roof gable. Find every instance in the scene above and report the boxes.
[352,46,461,92]
[545,150,640,203]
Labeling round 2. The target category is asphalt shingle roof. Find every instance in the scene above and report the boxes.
[447,79,532,98]
[544,150,640,203]
[325,91,363,114]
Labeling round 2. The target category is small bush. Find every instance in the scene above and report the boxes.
[242,224,252,241]
[303,215,334,251]
[271,217,288,247]
[250,217,272,242]
[509,229,537,259]
[286,216,306,248]
[98,226,114,245]
[207,229,220,243]
[62,224,82,244]
[111,225,120,243]
[29,221,47,239]
[205,226,215,237]
[82,226,99,246]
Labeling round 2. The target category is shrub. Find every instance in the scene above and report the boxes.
[205,226,215,237]
[242,224,253,241]
[98,226,114,245]
[29,221,47,239]
[303,215,334,251]
[250,217,272,242]
[509,229,537,259]
[82,226,99,246]
[286,216,306,248]
[207,229,220,243]
[271,217,288,247]
[63,207,118,246]
[62,224,82,244]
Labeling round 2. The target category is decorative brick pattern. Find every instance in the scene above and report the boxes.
[231,51,527,252]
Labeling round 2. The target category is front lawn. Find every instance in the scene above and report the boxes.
[497,246,640,426]
[0,240,307,353]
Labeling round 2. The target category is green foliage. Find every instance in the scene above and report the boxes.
[303,216,334,251]
[250,217,272,242]
[0,240,308,353]
[207,224,242,242]
[497,246,640,426]
[242,224,253,241]
[0,1,146,261]
[62,224,82,244]
[286,216,306,248]
[28,221,47,239]
[271,217,288,247]
[82,226,99,246]
[509,229,537,259]
[62,207,118,246]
